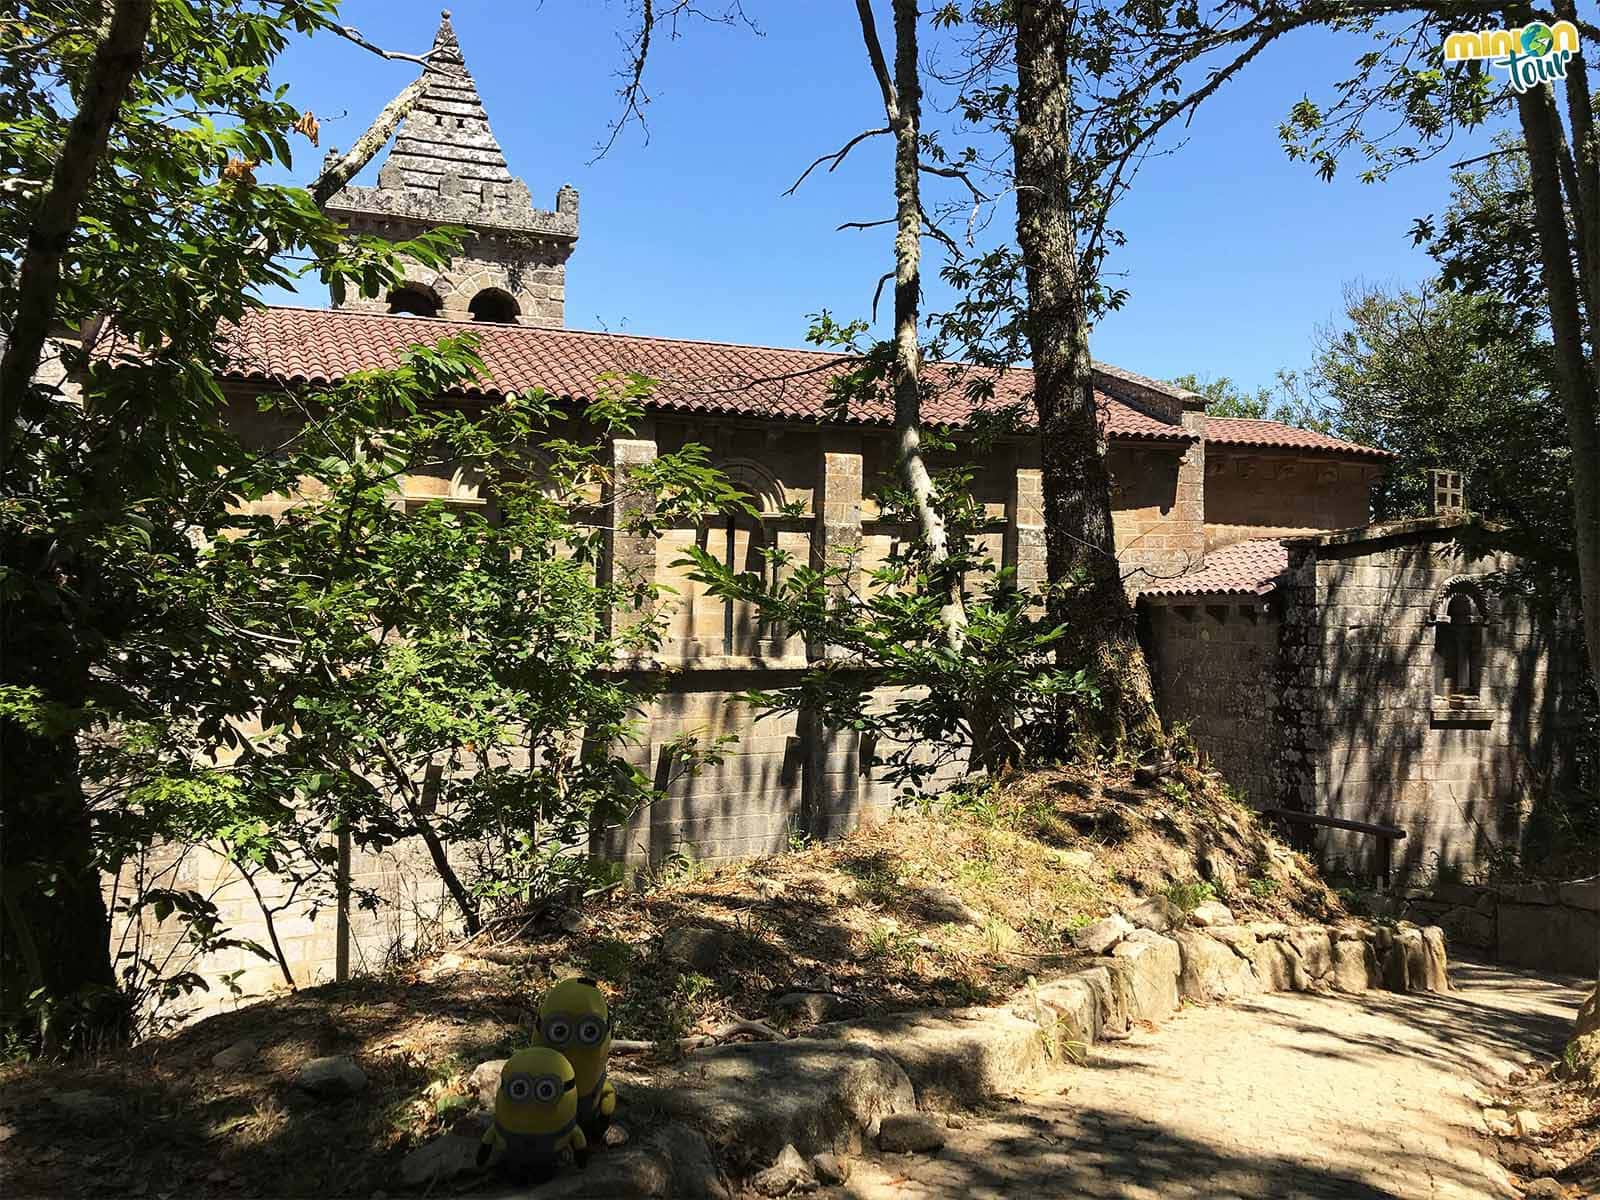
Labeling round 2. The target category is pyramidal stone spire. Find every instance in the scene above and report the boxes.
[323,10,579,327]
[381,11,520,209]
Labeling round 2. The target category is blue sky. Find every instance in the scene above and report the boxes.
[262,2,1504,393]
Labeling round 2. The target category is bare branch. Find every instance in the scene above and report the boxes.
[593,1,758,163]
[919,160,987,203]
[322,21,442,69]
[1449,146,1525,171]
[784,127,890,195]
[309,74,429,205]
[854,0,900,125]
[871,270,894,321]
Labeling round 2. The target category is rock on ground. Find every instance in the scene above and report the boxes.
[1124,896,1182,933]
[1198,845,1238,895]
[816,1006,1052,1110]
[398,1132,480,1187]
[811,1152,850,1185]
[293,1055,367,1099]
[1073,914,1133,955]
[1330,938,1380,993]
[1111,930,1181,1023]
[1286,927,1333,986]
[1189,901,1235,928]
[211,1038,257,1070]
[662,925,737,974]
[773,991,850,1025]
[912,885,986,927]
[1174,930,1256,1002]
[650,1038,915,1170]
[471,1058,507,1108]
[877,1114,947,1154]
[751,1144,815,1196]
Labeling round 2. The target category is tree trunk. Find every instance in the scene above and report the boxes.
[0,0,152,1052]
[0,662,127,1053]
[1517,85,1600,691]
[0,0,152,464]
[1010,0,1162,753]
[373,742,480,935]
[855,0,967,649]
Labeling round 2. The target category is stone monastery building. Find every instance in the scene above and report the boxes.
[197,14,1580,990]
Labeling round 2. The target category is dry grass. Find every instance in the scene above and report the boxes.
[1491,1059,1600,1195]
[0,760,1339,1197]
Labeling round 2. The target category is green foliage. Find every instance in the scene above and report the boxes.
[1163,880,1215,913]
[2,0,460,1049]
[681,517,1098,798]
[1246,876,1280,900]
[1275,13,1497,184]
[1313,281,1568,546]
[188,350,737,928]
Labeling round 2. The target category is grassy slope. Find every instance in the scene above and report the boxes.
[0,760,1340,1197]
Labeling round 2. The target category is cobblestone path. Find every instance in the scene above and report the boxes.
[846,961,1588,1199]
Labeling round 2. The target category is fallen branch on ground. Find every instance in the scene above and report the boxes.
[612,1018,784,1054]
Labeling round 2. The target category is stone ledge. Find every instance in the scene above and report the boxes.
[404,911,1452,1196]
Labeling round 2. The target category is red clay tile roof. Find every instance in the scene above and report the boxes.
[1205,415,1393,459]
[212,306,1192,443]
[1140,538,1289,599]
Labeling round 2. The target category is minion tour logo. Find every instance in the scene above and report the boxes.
[1445,20,1580,92]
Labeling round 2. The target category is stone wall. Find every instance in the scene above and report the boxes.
[111,403,1419,1009]
[1144,599,1281,808]
[109,829,461,1014]
[1397,877,1599,977]
[1277,523,1583,880]
[334,213,574,327]
[1109,436,1206,592]
[1204,450,1377,552]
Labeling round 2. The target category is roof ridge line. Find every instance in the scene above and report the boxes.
[251,304,1198,386]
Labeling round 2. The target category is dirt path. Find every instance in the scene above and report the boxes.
[845,961,1588,1199]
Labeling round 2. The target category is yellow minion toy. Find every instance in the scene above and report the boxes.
[475,1047,589,1183]
[531,977,617,1141]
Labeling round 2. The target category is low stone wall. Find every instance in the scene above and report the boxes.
[1394,876,1598,977]
[399,903,1451,1194]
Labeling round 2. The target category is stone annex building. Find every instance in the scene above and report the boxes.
[149,15,1582,994]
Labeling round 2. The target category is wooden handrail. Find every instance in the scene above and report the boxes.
[1260,808,1406,840]
[1260,807,1406,888]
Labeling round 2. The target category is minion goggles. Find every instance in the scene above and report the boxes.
[537,1012,612,1047]
[503,1072,577,1104]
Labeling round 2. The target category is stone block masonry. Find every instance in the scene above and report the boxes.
[1145,599,1279,807]
[1398,876,1599,977]
[1278,525,1583,880]
[323,12,578,327]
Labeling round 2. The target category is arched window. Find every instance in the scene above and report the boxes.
[468,288,520,324]
[1432,582,1486,699]
[387,283,441,318]
[707,460,794,658]
[400,465,488,516]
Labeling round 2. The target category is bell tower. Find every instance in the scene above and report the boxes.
[322,11,578,327]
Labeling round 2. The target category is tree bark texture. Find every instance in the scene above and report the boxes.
[855,0,967,648]
[1,664,127,1051]
[1517,85,1600,690]
[1010,0,1162,751]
